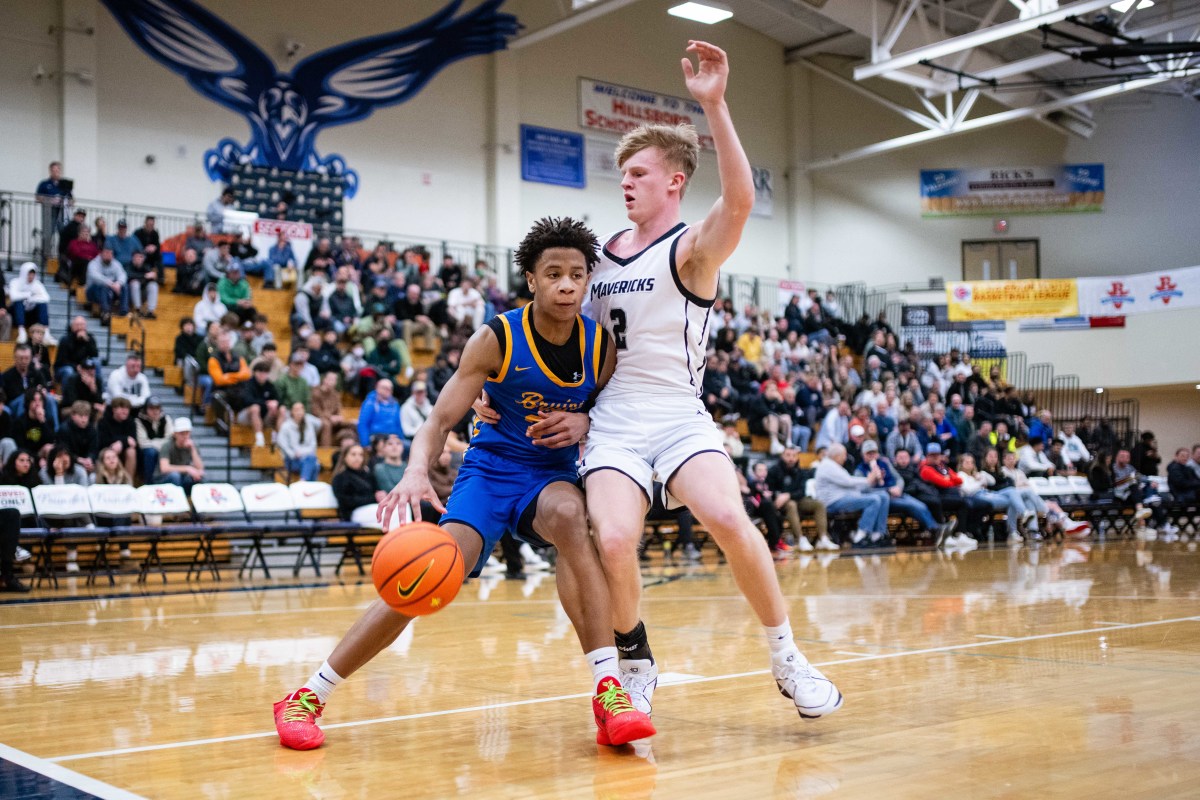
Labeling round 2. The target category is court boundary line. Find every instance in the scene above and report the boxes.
[0,741,146,799]
[47,614,1200,764]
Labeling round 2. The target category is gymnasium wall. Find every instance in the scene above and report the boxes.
[1109,385,1200,465]
[1,0,792,274]
[796,64,1200,286]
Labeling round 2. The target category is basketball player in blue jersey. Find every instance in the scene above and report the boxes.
[485,41,843,721]
[273,218,654,751]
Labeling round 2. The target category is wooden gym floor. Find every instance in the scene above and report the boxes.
[2,540,1199,799]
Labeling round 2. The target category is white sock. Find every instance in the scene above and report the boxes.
[304,660,344,703]
[586,647,620,689]
[764,619,796,658]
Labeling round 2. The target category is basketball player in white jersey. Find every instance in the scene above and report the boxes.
[476,41,841,721]
[581,41,842,720]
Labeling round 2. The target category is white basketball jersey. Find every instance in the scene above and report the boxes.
[584,223,714,400]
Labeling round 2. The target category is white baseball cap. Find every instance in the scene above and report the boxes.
[174,418,193,433]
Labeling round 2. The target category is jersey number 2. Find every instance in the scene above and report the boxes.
[610,308,628,350]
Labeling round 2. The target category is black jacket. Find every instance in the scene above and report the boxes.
[53,332,99,372]
[1167,461,1200,501]
[235,378,280,413]
[766,462,812,498]
[97,410,138,451]
[57,422,98,461]
[332,468,376,520]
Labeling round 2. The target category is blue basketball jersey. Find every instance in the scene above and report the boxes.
[469,304,603,470]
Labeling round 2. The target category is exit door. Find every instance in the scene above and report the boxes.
[962,239,1040,281]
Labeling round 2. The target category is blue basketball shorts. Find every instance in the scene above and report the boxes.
[440,447,580,577]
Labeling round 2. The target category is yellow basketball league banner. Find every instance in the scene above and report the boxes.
[946,279,1078,321]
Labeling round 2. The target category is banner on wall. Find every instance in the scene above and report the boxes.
[252,218,313,268]
[521,125,586,189]
[946,279,1078,321]
[1076,264,1200,316]
[751,166,774,219]
[920,164,1104,217]
[902,305,1007,356]
[777,280,806,316]
[579,78,714,150]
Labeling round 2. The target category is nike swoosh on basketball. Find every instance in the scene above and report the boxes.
[514,365,531,371]
[396,559,434,598]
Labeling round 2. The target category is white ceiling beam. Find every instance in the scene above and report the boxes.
[879,0,924,57]
[853,0,1115,80]
[805,67,1200,170]
[798,59,943,130]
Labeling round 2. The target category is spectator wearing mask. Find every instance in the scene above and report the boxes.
[813,443,889,547]
[85,244,129,324]
[106,354,151,409]
[53,316,98,384]
[766,446,835,552]
[331,443,383,520]
[277,401,320,481]
[357,378,402,446]
[159,418,204,493]
[8,263,53,345]
[135,396,173,480]
[235,362,281,448]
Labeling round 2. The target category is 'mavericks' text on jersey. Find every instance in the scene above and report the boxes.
[583,223,714,399]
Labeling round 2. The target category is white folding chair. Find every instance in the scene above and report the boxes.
[1067,475,1093,497]
[190,484,251,581]
[133,483,200,583]
[1028,476,1055,496]
[1047,475,1072,496]
[287,481,340,577]
[87,484,142,585]
[2,486,51,587]
[337,503,388,577]
[32,484,99,586]
[239,483,302,578]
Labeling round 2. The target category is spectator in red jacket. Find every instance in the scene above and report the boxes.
[917,443,991,549]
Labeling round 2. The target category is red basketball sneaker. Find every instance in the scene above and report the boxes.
[274,688,326,750]
[593,677,656,746]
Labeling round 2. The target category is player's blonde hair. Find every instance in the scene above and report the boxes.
[614,124,699,194]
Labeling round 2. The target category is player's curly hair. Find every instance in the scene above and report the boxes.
[514,217,600,275]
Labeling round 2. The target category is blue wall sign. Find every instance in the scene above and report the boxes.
[520,125,586,189]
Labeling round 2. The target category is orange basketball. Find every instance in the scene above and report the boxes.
[371,522,465,616]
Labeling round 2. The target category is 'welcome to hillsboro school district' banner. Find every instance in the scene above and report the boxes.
[920,164,1104,216]
[946,279,1078,321]
[1076,264,1200,316]
[579,78,714,151]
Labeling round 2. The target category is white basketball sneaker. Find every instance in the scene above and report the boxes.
[619,658,659,716]
[773,650,843,720]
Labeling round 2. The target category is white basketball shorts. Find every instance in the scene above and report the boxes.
[580,395,728,508]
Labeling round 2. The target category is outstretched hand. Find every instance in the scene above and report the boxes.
[681,40,729,106]
[377,470,444,530]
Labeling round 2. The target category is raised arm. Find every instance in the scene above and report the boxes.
[675,41,754,295]
[376,325,500,525]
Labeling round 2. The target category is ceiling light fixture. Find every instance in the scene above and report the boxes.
[1110,0,1154,12]
[668,1,733,25]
